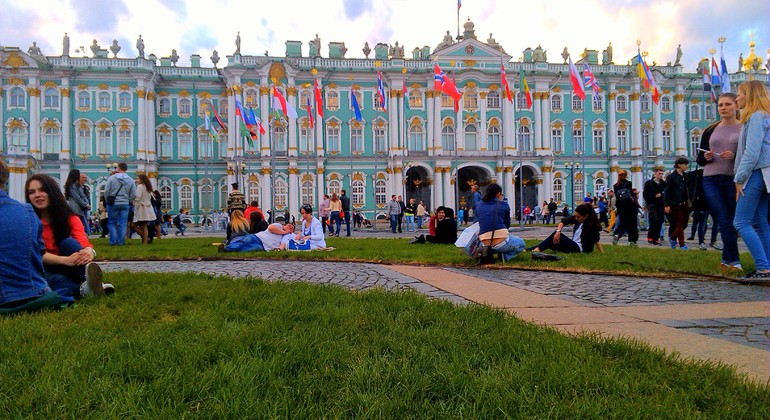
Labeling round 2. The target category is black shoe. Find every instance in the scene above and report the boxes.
[687,236,694,241]
[409,234,425,244]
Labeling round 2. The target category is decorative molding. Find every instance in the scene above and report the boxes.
[287,167,299,174]
[60,87,70,97]
[27,87,40,97]
[608,92,617,100]
[42,81,57,88]
[286,86,297,96]
[98,83,109,90]
[178,90,191,97]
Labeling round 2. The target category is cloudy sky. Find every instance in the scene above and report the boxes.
[1,0,767,73]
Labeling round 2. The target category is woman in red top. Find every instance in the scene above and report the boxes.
[25,174,112,298]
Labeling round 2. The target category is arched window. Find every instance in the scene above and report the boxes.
[662,129,673,153]
[97,125,112,155]
[301,179,315,207]
[642,128,652,156]
[575,177,585,200]
[199,131,213,159]
[327,125,340,153]
[661,96,671,112]
[118,126,132,156]
[594,178,606,196]
[705,105,714,120]
[441,93,453,108]
[640,94,650,112]
[158,130,172,159]
[408,125,424,151]
[516,92,529,110]
[119,92,131,110]
[44,88,59,108]
[274,179,287,209]
[408,89,423,109]
[272,124,286,155]
[10,87,25,107]
[178,98,191,116]
[441,125,455,152]
[159,98,171,114]
[375,178,387,206]
[464,124,478,151]
[690,104,701,121]
[487,124,500,151]
[551,126,563,153]
[572,94,583,112]
[592,95,604,112]
[463,89,477,109]
[551,94,562,112]
[98,91,111,109]
[247,179,260,205]
[299,125,312,154]
[245,89,258,106]
[160,185,172,210]
[219,182,228,211]
[572,126,584,154]
[43,126,61,154]
[327,179,341,196]
[218,99,228,118]
[690,130,702,156]
[350,90,362,110]
[200,184,214,211]
[76,91,91,110]
[518,125,532,152]
[10,127,26,147]
[179,184,193,210]
[616,95,627,112]
[617,126,628,153]
[486,91,500,109]
[553,178,564,203]
[351,179,365,207]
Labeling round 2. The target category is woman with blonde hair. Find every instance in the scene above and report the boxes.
[733,80,770,281]
[132,174,156,244]
[328,192,342,236]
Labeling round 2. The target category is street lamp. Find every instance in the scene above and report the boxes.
[564,161,580,207]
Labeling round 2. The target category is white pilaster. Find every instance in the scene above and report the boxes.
[29,77,40,158]
[674,86,687,155]
[608,85,618,156]
[60,79,71,160]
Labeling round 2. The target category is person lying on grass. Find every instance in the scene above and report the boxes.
[528,202,604,254]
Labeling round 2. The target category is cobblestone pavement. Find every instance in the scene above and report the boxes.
[659,317,770,352]
[100,260,469,305]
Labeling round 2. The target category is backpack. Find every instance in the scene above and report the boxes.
[173,214,181,226]
[615,188,633,205]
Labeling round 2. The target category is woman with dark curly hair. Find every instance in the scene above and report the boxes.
[529,203,604,254]
[25,174,113,298]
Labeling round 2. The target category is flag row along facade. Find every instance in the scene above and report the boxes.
[2,25,768,222]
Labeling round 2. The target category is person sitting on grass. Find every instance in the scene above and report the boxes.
[0,160,76,312]
[225,210,250,243]
[473,183,525,261]
[410,206,458,244]
[248,210,268,234]
[528,203,604,254]
[290,204,326,250]
[25,174,113,298]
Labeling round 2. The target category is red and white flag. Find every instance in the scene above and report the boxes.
[501,63,512,103]
[568,56,586,100]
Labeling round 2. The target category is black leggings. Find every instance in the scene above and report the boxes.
[534,231,581,253]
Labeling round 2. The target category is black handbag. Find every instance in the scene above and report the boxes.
[106,182,125,206]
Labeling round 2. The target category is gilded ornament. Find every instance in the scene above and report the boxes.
[147,92,155,100]
[287,86,297,96]
[119,84,130,91]
[463,59,476,67]
[136,89,146,98]
[410,117,421,127]
[97,121,111,129]
[425,91,435,99]
[43,81,57,88]
[316,167,324,174]
[352,173,364,181]
[3,52,25,67]
[246,81,257,87]
[520,117,530,127]
[552,86,562,93]
[465,81,477,88]
[260,167,272,175]
[27,87,40,97]
[674,93,684,101]
[8,77,25,86]
[610,165,620,172]
[178,90,191,97]
[479,92,487,99]
[98,83,109,90]
[287,167,299,174]
[259,86,270,95]
[608,92,617,100]
[630,166,642,172]
[268,62,287,83]
[487,84,499,91]
[488,118,500,127]
[629,92,640,100]
[593,122,605,128]
[42,120,58,129]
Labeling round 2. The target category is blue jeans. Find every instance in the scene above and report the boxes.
[389,214,398,233]
[404,215,415,232]
[492,234,526,262]
[416,216,423,229]
[703,175,740,265]
[341,211,351,236]
[733,170,770,271]
[45,238,86,298]
[81,215,91,236]
[107,204,129,245]
[330,211,341,235]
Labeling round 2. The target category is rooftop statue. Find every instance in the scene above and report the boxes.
[389,41,404,59]
[170,49,179,66]
[606,42,613,64]
[211,50,220,67]
[110,39,121,58]
[533,45,546,62]
[90,39,100,57]
[136,35,145,58]
[235,32,241,55]
[435,30,454,51]
[27,42,43,57]
[675,44,682,66]
[62,33,70,57]
[561,47,569,64]
[309,34,321,58]
[362,42,371,59]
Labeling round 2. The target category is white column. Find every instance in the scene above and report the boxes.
[260,87,272,157]
[316,170,324,210]
[630,83,642,156]
[503,167,515,203]
[433,92,442,156]
[60,80,71,160]
[227,86,237,159]
[288,168,298,218]
[533,92,542,154]
[136,84,147,161]
[503,95,515,156]
[389,91,399,158]
[542,168,553,203]
[261,171,272,214]
[29,78,41,158]
[287,87,298,158]
[427,91,436,157]
[539,91,551,155]
[674,87,687,155]
[608,87,617,156]
[653,101,662,156]
[443,169,453,209]
[479,93,488,150]
[432,166,443,210]
[146,87,157,161]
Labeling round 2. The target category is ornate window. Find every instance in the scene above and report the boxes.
[43,88,59,108]
[616,95,627,113]
[553,178,564,203]
[463,89,478,109]
[43,126,61,154]
[592,95,604,112]
[704,104,714,120]
[179,184,193,210]
[274,179,287,209]
[516,92,529,110]
[9,87,26,108]
[326,90,339,110]
[441,93,453,108]
[248,179,260,204]
[487,91,501,109]
[218,99,228,118]
[442,125,455,152]
[10,127,26,147]
[77,91,91,109]
[552,127,563,153]
[178,98,191,117]
[518,125,532,152]
[199,131,213,159]
[158,98,171,115]
[118,92,131,110]
[572,94,583,112]
[594,178,606,196]
[374,126,387,154]
[408,89,423,109]
[118,127,132,156]
[98,91,111,110]
[299,125,312,154]
[77,126,91,155]
[299,90,311,110]
[158,131,172,158]
[408,125,424,151]
[350,126,364,153]
[200,184,214,211]
[690,104,700,121]
[179,131,193,158]
[218,130,227,157]
[640,93,650,112]
[690,130,702,156]
[97,125,112,155]
[272,124,287,155]
[661,96,672,112]
[487,124,501,151]
[592,127,604,154]
[572,126,584,154]
[617,126,628,153]
[350,90,362,111]
[351,179,365,207]
[327,179,342,196]
[642,128,653,156]
[327,125,340,153]
[575,177,585,199]
[301,179,315,207]
[373,89,385,109]
[375,178,387,206]
[245,89,258,106]
[160,185,172,210]
[551,94,562,112]
[464,124,478,151]
[662,129,672,153]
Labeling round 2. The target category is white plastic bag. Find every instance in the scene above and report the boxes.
[455,222,480,249]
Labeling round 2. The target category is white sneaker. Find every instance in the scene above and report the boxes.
[81,262,106,297]
[698,242,708,251]
[103,283,115,295]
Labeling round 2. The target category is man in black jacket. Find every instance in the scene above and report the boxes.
[643,168,666,245]
[340,189,351,236]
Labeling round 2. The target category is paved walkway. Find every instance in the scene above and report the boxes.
[101,259,770,383]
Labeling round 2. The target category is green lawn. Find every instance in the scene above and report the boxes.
[1,273,766,417]
[92,236,754,279]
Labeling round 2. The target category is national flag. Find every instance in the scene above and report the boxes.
[272,87,298,119]
[458,0,461,10]
[376,70,388,112]
[402,78,410,111]
[582,63,601,103]
[433,64,462,102]
[306,96,314,128]
[711,57,721,87]
[210,104,226,131]
[702,61,711,92]
[720,55,731,93]
[248,106,266,135]
[568,56,585,100]
[203,104,220,142]
[501,63,512,103]
[313,78,324,118]
[637,53,660,104]
[350,88,363,121]
[520,73,532,109]
[235,98,256,146]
